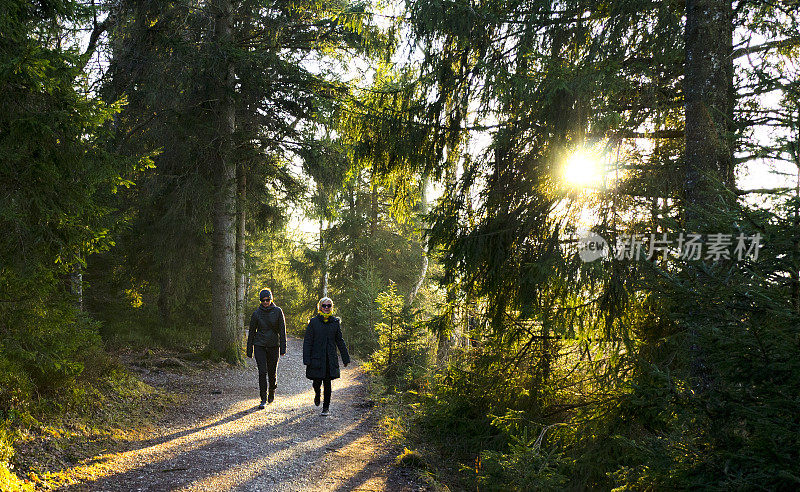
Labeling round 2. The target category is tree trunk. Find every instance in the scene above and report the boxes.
[209,0,240,362]
[793,175,799,312]
[236,163,247,338]
[320,217,329,298]
[683,0,734,391]
[792,143,799,313]
[408,176,429,305]
[684,0,735,227]
[370,162,378,238]
[791,109,800,313]
[69,260,83,310]
[436,287,458,364]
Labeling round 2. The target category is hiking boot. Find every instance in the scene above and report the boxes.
[314,387,321,406]
[258,400,266,410]
[267,388,275,403]
[321,407,329,416]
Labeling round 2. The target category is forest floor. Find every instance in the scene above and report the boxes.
[24,338,427,491]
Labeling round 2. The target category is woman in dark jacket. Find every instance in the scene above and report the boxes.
[247,288,287,409]
[303,297,350,416]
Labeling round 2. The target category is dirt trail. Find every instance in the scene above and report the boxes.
[59,338,421,491]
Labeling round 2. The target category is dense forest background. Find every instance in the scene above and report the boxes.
[2,0,800,489]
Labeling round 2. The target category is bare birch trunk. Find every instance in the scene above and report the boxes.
[69,262,83,310]
[320,217,328,298]
[370,163,378,238]
[409,175,429,305]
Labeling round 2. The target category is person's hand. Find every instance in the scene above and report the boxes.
[343,362,349,367]
[280,351,286,357]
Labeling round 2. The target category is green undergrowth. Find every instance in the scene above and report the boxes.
[0,287,211,489]
[363,287,486,490]
[367,366,499,491]
[366,344,582,491]
[96,304,211,353]
[1,356,184,490]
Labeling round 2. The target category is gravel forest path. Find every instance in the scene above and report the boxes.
[60,338,421,491]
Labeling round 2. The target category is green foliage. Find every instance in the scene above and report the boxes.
[337,262,383,355]
[250,231,317,335]
[1,0,140,276]
[478,439,568,491]
[361,0,800,489]
[92,0,391,344]
[0,0,135,415]
[291,125,431,355]
[483,413,569,488]
[0,1,153,483]
[370,282,428,390]
[395,447,428,469]
[0,290,144,484]
[98,307,211,352]
[2,0,798,489]
[603,214,800,489]
[84,248,212,350]
[0,292,105,407]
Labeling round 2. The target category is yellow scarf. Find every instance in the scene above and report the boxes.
[318,310,333,321]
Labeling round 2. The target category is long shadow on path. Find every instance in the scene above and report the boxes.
[62,410,325,491]
[59,338,376,492]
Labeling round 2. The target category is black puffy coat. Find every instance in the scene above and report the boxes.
[303,315,350,380]
[247,304,287,357]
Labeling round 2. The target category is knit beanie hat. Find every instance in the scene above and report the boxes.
[259,289,272,301]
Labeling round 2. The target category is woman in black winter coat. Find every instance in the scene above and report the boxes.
[303,297,350,416]
[247,288,287,409]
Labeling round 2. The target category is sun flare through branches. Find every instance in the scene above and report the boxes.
[561,146,606,190]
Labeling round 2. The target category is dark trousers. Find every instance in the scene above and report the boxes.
[312,378,332,408]
[254,345,279,401]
